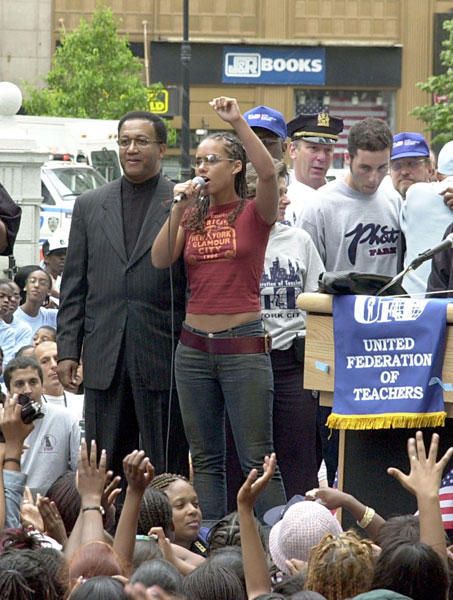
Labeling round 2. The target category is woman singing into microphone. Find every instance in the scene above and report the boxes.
[152,96,286,519]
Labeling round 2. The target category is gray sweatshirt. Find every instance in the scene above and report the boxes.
[300,178,401,276]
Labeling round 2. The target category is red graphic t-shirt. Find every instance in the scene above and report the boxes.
[183,200,271,314]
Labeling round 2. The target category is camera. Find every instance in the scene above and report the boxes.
[17,394,44,425]
[0,394,44,443]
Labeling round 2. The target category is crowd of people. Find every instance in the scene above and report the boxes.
[0,95,450,598]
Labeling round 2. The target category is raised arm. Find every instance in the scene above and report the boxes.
[113,450,154,570]
[70,440,107,552]
[148,526,204,575]
[387,431,453,564]
[0,395,34,529]
[237,453,276,599]
[210,96,278,224]
[307,487,385,541]
[65,466,121,560]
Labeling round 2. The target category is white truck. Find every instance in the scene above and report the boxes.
[40,159,107,241]
[13,114,121,182]
[11,115,122,242]
[0,83,123,265]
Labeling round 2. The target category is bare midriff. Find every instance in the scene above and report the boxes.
[185,311,261,333]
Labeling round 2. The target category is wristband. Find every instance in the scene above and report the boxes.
[3,457,21,467]
[357,506,375,529]
[82,505,105,516]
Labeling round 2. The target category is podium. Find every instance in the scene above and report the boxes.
[297,293,453,525]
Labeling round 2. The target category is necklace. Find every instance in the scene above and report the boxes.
[41,391,67,407]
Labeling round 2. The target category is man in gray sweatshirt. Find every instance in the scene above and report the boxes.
[300,117,401,276]
[299,118,401,486]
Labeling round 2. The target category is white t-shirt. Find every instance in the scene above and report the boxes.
[21,403,80,496]
[7,317,33,353]
[260,223,325,350]
[286,180,319,227]
[14,307,58,335]
[41,390,84,422]
[0,320,17,367]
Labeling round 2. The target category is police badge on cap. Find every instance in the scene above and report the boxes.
[287,112,344,145]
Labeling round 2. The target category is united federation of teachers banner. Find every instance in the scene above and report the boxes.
[328,295,449,430]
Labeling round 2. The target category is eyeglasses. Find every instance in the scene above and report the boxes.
[117,138,162,148]
[194,154,235,167]
[390,158,427,171]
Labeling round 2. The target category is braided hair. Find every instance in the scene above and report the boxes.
[149,472,189,492]
[138,487,173,536]
[184,132,248,234]
[207,512,241,551]
[305,530,374,600]
[0,549,59,600]
[207,511,267,552]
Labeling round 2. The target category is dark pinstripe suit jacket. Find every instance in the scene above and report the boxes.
[57,175,186,391]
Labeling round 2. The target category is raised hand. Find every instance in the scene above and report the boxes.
[76,439,107,504]
[37,496,68,545]
[123,450,154,494]
[237,453,277,512]
[0,395,34,451]
[387,431,453,498]
[209,96,242,124]
[20,487,44,531]
[148,526,174,563]
[101,470,122,528]
[388,431,453,563]
[113,451,154,569]
[173,178,205,206]
[305,487,349,510]
[237,454,277,598]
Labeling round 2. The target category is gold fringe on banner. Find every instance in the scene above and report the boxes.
[326,411,447,430]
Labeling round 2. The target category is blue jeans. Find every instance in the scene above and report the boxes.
[175,320,286,520]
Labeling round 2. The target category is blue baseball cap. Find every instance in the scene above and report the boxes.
[263,494,305,526]
[244,105,287,140]
[391,132,430,160]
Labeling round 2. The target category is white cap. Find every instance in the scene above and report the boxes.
[43,236,67,255]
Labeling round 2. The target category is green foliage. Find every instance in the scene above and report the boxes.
[412,19,453,145]
[23,6,151,119]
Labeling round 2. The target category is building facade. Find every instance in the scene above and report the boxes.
[3,1,453,169]
[0,0,52,88]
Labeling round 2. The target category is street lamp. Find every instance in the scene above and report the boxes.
[180,0,191,180]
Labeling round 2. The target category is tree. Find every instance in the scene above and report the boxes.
[411,19,453,145]
[23,6,150,119]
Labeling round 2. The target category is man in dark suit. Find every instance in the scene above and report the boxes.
[56,111,188,477]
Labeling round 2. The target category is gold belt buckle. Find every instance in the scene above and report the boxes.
[264,333,271,352]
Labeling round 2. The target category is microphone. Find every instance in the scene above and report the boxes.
[409,233,453,270]
[174,176,206,203]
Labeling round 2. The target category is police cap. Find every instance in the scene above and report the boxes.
[287,112,344,145]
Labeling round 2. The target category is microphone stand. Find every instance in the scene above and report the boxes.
[376,264,413,297]
[376,247,448,297]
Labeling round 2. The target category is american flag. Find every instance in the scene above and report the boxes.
[440,467,453,531]
[296,92,389,168]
